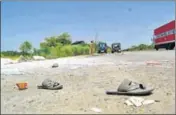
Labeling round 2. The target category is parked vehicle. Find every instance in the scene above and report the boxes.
[152,20,175,50]
[97,42,107,53]
[72,41,85,45]
[111,43,121,53]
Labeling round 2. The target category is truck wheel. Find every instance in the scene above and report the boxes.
[155,48,158,51]
[155,46,159,51]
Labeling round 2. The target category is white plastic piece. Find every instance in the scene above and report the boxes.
[142,100,155,105]
[91,107,102,113]
[125,97,156,107]
[125,100,133,106]
[33,56,45,60]
[129,97,144,107]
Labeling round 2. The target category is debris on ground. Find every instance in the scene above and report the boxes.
[125,97,158,107]
[37,78,63,90]
[33,56,45,60]
[1,68,23,75]
[17,55,29,63]
[52,63,59,68]
[146,61,161,66]
[125,100,134,106]
[128,97,145,107]
[90,107,102,113]
[16,82,28,90]
[142,100,155,105]
[70,66,81,70]
[119,61,132,65]
[1,58,17,65]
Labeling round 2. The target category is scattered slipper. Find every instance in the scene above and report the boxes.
[37,78,63,90]
[106,79,154,95]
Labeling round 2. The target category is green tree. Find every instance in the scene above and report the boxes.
[138,44,147,50]
[41,37,58,47]
[33,48,41,55]
[56,32,72,45]
[40,42,48,48]
[19,41,32,55]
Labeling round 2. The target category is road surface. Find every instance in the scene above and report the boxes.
[1,50,175,114]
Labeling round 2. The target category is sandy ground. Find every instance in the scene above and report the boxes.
[1,50,175,114]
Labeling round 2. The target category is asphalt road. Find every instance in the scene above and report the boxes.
[1,50,175,114]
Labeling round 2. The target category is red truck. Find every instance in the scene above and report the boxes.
[153,20,175,50]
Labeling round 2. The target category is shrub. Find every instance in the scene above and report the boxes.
[127,43,154,51]
[107,47,111,53]
[60,45,73,57]
[83,46,90,54]
[49,47,59,58]
[72,45,85,56]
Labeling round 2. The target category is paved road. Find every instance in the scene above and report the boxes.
[1,50,175,114]
[89,50,175,63]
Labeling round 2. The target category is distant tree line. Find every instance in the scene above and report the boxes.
[1,32,90,59]
[1,51,22,57]
[123,43,154,51]
[1,32,155,59]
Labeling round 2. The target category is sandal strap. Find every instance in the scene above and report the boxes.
[127,81,146,91]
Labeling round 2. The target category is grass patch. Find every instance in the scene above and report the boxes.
[1,56,19,60]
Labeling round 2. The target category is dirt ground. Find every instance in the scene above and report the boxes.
[1,50,175,114]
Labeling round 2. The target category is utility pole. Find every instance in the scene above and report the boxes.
[94,32,98,52]
[95,32,98,42]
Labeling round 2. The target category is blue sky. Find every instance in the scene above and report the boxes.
[1,1,175,51]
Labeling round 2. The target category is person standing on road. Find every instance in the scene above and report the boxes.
[90,41,95,55]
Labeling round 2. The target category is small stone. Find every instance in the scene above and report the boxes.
[55,91,58,93]
[69,74,73,76]
[104,98,109,101]
[155,100,160,102]
[166,92,171,95]
[1,78,5,80]
[28,99,35,103]
[52,63,59,68]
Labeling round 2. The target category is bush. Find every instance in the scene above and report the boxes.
[60,45,73,57]
[1,53,4,57]
[36,44,90,59]
[2,33,92,59]
[127,43,154,51]
[49,47,59,58]
[82,46,89,54]
[107,47,111,53]
[72,45,88,56]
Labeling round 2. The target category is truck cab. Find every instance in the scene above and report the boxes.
[111,43,121,53]
[97,42,107,53]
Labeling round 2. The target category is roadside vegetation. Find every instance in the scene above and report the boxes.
[1,33,90,60]
[1,32,155,60]
[123,43,154,51]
